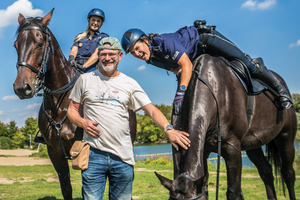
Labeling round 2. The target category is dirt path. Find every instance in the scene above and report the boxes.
[0,149,52,166]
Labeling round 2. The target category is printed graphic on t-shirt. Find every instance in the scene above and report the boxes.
[95,88,121,106]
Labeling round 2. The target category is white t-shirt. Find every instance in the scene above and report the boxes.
[69,70,151,165]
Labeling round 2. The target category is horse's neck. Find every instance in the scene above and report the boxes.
[42,32,75,112]
[47,33,75,90]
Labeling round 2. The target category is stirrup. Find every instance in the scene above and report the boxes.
[34,130,46,144]
[276,95,293,110]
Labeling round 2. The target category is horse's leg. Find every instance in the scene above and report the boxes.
[47,145,72,200]
[246,148,276,200]
[129,109,137,144]
[203,152,210,199]
[222,143,244,200]
[172,114,181,178]
[274,133,296,200]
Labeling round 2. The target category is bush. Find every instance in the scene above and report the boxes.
[294,147,300,170]
[143,157,172,165]
[0,136,12,149]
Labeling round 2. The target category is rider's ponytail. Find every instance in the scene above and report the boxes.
[74,25,89,42]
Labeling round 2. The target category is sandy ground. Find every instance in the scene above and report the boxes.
[0,148,52,166]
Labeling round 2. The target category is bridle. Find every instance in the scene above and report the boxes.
[16,26,53,95]
[170,174,207,200]
[16,25,80,159]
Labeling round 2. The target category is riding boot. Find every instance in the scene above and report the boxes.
[251,63,293,110]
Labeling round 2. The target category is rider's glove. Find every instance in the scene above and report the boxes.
[173,89,186,115]
[76,64,85,72]
[68,55,85,72]
[68,55,76,67]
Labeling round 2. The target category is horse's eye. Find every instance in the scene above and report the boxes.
[36,42,43,48]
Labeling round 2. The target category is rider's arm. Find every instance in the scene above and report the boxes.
[177,52,193,88]
[69,46,78,58]
[83,48,99,68]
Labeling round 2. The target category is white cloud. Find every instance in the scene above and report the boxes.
[0,111,3,115]
[241,0,276,10]
[26,103,41,110]
[289,39,300,49]
[0,0,43,31]
[137,65,146,71]
[2,95,19,101]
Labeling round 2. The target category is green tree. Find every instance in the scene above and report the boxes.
[6,121,19,139]
[292,93,300,113]
[12,131,27,148]
[0,136,12,149]
[0,121,8,137]
[20,117,38,147]
[136,104,172,143]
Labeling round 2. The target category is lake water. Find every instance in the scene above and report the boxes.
[133,141,300,168]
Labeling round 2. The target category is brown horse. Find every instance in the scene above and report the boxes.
[155,54,297,200]
[13,9,136,199]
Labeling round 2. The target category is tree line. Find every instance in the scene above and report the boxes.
[0,104,173,149]
[0,117,38,149]
[0,96,299,150]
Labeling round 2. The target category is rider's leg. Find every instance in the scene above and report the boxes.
[250,63,292,110]
[203,30,292,110]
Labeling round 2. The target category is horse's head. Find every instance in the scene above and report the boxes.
[13,9,54,99]
[155,172,209,200]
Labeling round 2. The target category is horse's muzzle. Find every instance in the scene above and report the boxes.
[13,81,34,99]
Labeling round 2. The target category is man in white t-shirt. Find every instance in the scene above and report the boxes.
[67,37,190,200]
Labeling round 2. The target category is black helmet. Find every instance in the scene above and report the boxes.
[87,8,105,22]
[121,28,146,54]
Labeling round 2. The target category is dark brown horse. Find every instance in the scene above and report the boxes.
[13,10,136,199]
[156,54,297,200]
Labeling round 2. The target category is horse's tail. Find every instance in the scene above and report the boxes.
[266,140,286,196]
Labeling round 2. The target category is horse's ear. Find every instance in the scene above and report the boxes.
[42,8,55,26]
[18,13,25,24]
[155,172,172,191]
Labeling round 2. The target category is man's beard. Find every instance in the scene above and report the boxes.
[99,61,118,72]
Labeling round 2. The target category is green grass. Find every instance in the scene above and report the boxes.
[0,161,299,200]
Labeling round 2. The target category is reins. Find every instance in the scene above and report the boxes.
[192,70,221,200]
[16,25,80,159]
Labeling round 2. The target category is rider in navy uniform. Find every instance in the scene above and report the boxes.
[69,8,108,72]
[121,21,292,116]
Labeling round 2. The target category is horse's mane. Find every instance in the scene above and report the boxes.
[16,17,46,35]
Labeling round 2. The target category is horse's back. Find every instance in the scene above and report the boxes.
[190,54,296,149]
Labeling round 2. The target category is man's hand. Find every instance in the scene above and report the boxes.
[165,129,190,151]
[82,120,100,138]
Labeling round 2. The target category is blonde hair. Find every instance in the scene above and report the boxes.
[74,25,89,42]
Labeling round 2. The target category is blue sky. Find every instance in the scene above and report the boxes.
[0,0,299,127]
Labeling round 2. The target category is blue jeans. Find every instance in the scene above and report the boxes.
[82,148,133,200]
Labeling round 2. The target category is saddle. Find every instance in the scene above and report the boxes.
[218,56,267,125]
[218,56,266,95]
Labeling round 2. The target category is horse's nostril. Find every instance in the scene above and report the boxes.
[24,83,32,95]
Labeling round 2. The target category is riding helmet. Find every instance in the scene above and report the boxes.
[87,8,105,22]
[121,28,146,54]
